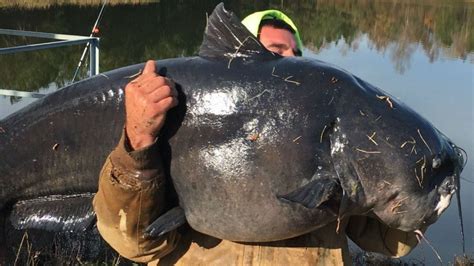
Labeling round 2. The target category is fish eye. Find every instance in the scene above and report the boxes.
[432,155,442,169]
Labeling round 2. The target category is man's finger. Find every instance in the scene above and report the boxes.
[142,60,156,75]
[148,85,175,103]
[155,96,179,113]
[137,74,161,88]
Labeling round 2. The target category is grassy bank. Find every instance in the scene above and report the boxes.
[0,0,157,9]
[353,251,474,265]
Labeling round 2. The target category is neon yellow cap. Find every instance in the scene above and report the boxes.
[241,9,303,55]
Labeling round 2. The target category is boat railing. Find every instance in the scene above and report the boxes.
[0,29,99,98]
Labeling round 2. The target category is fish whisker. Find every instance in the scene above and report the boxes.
[414,229,442,265]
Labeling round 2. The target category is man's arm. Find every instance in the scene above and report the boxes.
[346,215,421,257]
[93,60,179,263]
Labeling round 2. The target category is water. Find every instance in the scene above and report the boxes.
[1,0,473,264]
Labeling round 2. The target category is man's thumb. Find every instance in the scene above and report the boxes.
[143,60,156,75]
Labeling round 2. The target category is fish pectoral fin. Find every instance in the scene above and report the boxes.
[143,206,186,239]
[277,179,341,209]
[10,193,95,232]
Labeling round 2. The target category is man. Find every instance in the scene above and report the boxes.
[93,9,420,265]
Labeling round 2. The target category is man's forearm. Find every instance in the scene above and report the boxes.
[93,131,178,262]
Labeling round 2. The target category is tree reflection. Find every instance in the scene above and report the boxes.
[0,0,472,93]
[280,0,472,72]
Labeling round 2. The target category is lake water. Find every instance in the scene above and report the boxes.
[1,0,472,264]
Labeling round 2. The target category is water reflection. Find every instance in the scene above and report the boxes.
[294,0,473,65]
[0,0,472,94]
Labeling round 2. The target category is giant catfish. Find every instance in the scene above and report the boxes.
[0,3,465,260]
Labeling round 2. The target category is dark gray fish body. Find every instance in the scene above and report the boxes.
[0,3,464,259]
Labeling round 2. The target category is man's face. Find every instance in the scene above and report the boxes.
[259,25,298,57]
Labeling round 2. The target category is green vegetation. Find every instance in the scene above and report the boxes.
[0,0,156,9]
[0,0,472,92]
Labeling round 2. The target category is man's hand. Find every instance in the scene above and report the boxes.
[125,60,178,150]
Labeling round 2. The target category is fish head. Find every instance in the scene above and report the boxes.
[371,140,464,232]
[327,75,465,232]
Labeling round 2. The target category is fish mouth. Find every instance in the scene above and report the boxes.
[425,141,466,253]
[422,177,456,226]
[433,189,454,216]
[421,140,463,226]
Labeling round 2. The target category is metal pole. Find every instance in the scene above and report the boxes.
[0,38,97,55]
[89,39,100,76]
[0,89,46,98]
[0,28,89,41]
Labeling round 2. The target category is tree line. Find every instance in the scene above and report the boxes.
[0,0,471,93]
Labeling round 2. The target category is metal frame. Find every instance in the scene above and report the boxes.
[0,29,100,98]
